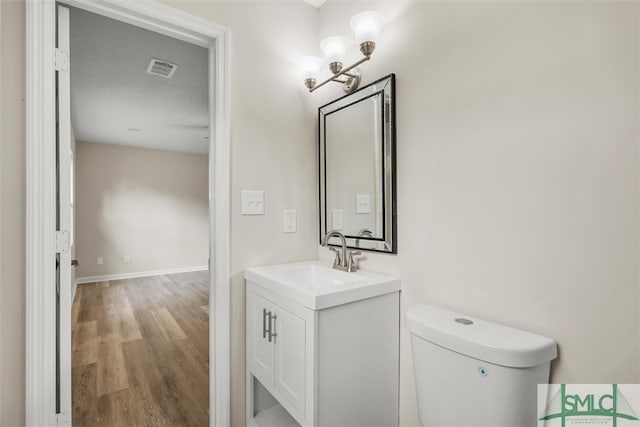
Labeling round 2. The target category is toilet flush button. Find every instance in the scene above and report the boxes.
[455,318,474,325]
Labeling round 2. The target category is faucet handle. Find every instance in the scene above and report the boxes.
[329,247,342,267]
[347,250,362,272]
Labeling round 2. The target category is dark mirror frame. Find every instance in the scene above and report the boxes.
[318,73,397,254]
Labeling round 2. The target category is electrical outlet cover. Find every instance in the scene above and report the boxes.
[331,209,343,230]
[283,210,297,233]
[356,194,371,214]
[241,190,265,215]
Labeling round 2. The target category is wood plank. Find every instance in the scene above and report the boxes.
[72,363,97,426]
[166,272,209,300]
[122,277,163,312]
[131,308,165,341]
[150,307,187,342]
[99,304,143,343]
[77,282,108,322]
[101,285,130,310]
[82,281,110,290]
[72,320,97,367]
[95,389,145,427]
[116,306,143,343]
[121,339,193,426]
[96,335,129,396]
[200,305,209,315]
[139,334,209,424]
[167,301,209,361]
[97,286,142,343]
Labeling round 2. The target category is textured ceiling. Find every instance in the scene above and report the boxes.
[69,7,209,155]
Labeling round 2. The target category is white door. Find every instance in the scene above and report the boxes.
[56,5,73,425]
[273,306,306,417]
[247,291,275,387]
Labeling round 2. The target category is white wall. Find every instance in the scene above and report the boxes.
[316,1,639,425]
[74,141,209,278]
[0,1,26,424]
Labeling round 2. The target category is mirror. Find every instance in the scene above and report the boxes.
[319,74,396,253]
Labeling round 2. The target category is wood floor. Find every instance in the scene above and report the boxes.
[72,271,209,426]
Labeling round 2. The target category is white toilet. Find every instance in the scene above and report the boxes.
[407,304,557,427]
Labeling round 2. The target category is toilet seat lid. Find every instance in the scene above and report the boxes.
[406,304,557,368]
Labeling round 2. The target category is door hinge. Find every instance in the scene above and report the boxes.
[56,230,70,253]
[56,411,70,426]
[55,48,69,72]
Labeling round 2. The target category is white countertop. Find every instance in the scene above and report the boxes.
[244,260,401,310]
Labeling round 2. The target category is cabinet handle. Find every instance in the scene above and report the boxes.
[268,313,277,343]
[262,308,269,339]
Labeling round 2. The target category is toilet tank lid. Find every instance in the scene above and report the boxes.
[406,304,557,368]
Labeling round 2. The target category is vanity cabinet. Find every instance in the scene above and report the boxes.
[246,279,400,427]
[247,290,308,417]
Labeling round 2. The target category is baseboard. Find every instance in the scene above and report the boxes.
[74,265,209,286]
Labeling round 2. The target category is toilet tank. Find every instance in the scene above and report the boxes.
[406,304,557,427]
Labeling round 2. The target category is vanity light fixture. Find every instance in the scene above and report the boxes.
[302,11,383,93]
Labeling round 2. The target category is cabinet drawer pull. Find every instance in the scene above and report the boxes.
[269,313,277,343]
[262,308,269,339]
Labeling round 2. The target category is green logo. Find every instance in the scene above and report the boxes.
[540,384,639,426]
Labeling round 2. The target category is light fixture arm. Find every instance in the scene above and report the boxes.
[308,55,370,93]
[303,11,382,94]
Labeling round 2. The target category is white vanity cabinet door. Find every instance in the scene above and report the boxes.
[273,306,307,417]
[247,291,275,387]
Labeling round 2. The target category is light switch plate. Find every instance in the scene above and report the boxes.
[241,190,264,215]
[283,210,297,233]
[331,209,343,230]
[356,194,371,214]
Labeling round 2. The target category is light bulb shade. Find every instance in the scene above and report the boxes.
[349,11,384,44]
[320,36,349,65]
[300,55,323,80]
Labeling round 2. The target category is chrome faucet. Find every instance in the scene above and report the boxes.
[355,228,373,248]
[321,230,361,272]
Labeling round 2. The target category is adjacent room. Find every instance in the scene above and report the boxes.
[67,7,210,424]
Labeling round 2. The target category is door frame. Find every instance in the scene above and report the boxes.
[25,1,231,425]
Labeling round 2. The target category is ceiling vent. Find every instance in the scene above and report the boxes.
[302,0,327,7]
[146,58,178,78]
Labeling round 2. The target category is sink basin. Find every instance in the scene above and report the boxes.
[244,261,400,310]
[266,263,364,288]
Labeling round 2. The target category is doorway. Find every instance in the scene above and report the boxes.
[63,6,214,423]
[25,1,231,426]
